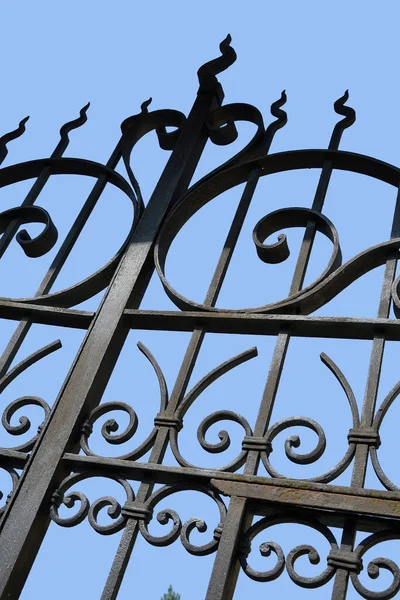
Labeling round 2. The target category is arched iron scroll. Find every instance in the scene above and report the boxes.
[0,34,400,600]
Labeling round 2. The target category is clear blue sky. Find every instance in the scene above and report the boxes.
[0,1,400,599]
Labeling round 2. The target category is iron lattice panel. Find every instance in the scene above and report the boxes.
[0,36,399,599]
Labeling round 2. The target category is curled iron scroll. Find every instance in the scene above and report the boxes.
[50,471,135,535]
[0,206,58,258]
[138,482,227,555]
[0,156,138,307]
[170,346,256,472]
[239,512,338,587]
[203,103,265,170]
[351,531,400,599]
[156,204,343,312]
[260,352,359,483]
[2,396,50,452]
[120,103,187,212]
[155,149,400,314]
[0,340,60,452]
[191,91,287,194]
[80,342,167,461]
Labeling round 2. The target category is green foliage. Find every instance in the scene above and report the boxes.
[161,584,180,600]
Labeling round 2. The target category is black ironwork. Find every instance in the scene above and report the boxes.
[0,35,399,599]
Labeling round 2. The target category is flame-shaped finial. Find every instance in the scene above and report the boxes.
[59,102,90,146]
[197,34,237,96]
[141,98,152,114]
[120,98,153,135]
[0,116,29,165]
[119,97,152,141]
[220,34,233,54]
[261,90,288,154]
[329,90,356,150]
[270,90,288,125]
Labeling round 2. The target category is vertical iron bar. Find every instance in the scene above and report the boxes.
[205,497,250,600]
[102,88,287,600]
[206,95,354,600]
[101,168,261,600]
[103,91,288,599]
[330,188,400,600]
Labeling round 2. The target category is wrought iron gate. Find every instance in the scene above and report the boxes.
[0,35,400,599]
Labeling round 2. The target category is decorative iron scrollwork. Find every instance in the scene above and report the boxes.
[50,472,135,535]
[0,156,139,307]
[239,513,338,587]
[239,515,400,597]
[0,340,60,452]
[2,396,50,452]
[258,352,359,483]
[154,149,400,315]
[169,347,257,472]
[138,483,227,555]
[0,206,58,258]
[51,474,227,555]
[80,342,167,460]
[351,531,400,600]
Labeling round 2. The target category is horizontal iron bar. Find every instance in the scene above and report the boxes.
[63,453,400,523]
[212,479,400,523]
[0,301,93,329]
[0,448,28,469]
[124,310,400,341]
[1,303,400,341]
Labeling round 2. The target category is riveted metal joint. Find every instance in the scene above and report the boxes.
[242,436,272,453]
[121,501,153,523]
[154,414,183,431]
[327,549,363,574]
[347,427,381,448]
[50,491,63,508]
[80,420,93,437]
[213,523,223,542]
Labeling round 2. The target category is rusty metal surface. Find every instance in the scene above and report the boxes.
[0,35,398,599]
